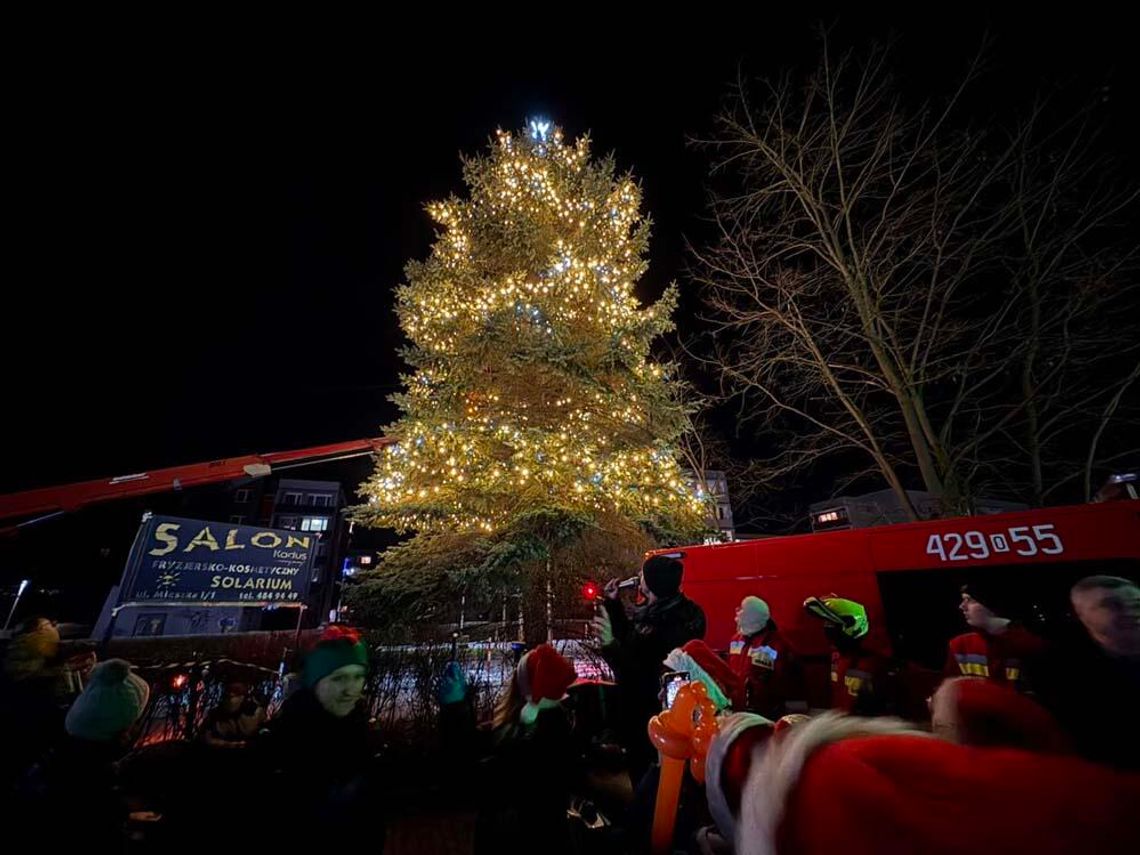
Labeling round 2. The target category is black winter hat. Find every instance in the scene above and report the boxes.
[642,555,684,598]
[960,580,1015,619]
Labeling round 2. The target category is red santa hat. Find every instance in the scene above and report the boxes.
[664,639,743,711]
[935,677,1071,754]
[516,643,577,725]
[734,712,1139,855]
[704,712,776,840]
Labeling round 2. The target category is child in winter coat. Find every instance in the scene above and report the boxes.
[439,643,580,855]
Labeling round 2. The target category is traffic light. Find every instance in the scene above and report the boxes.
[581,581,600,601]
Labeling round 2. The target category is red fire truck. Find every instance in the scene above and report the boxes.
[651,499,1140,709]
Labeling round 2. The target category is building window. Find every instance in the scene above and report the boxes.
[301,516,329,532]
[281,491,302,506]
[277,515,298,530]
[229,515,247,525]
[234,488,251,504]
[309,494,334,508]
[716,506,725,521]
[317,541,328,557]
[132,614,166,637]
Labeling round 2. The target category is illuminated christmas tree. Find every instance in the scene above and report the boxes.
[354,121,706,615]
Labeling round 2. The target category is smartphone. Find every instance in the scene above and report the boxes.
[661,670,689,709]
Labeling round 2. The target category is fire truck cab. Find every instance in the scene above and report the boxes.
[652,499,1140,711]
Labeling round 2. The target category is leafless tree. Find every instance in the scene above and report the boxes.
[994,112,1140,503]
[691,37,1140,518]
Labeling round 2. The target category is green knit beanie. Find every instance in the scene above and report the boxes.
[303,633,368,688]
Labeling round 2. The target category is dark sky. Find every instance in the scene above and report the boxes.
[6,12,1138,495]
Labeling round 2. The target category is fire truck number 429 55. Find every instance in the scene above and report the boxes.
[925,524,1065,562]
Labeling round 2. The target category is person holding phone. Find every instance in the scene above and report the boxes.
[595,555,706,780]
[661,670,689,709]
[664,639,741,711]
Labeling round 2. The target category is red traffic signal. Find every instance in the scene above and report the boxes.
[581,581,600,601]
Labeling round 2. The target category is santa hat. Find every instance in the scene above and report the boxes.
[705,712,776,839]
[303,625,369,689]
[737,596,771,636]
[516,643,577,725]
[704,712,813,841]
[664,639,742,711]
[935,677,1070,754]
[64,658,151,742]
[735,712,1140,855]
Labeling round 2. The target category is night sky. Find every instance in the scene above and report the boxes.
[5,13,1137,498]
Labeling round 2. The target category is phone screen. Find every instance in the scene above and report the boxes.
[662,671,689,709]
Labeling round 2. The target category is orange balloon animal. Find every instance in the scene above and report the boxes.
[646,681,721,855]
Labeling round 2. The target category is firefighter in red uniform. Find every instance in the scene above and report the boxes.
[726,596,804,718]
[945,581,1046,690]
[804,596,891,715]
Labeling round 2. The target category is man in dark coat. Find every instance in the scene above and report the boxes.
[596,555,706,779]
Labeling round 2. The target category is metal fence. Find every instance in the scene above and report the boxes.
[125,636,612,747]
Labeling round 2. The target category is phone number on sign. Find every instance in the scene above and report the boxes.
[925,524,1064,562]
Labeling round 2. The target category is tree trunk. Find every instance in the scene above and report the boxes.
[875,451,920,521]
[851,274,944,507]
[545,563,553,643]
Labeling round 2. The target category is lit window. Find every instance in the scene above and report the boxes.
[301,516,329,532]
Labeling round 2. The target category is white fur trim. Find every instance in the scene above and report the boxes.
[520,701,539,726]
[663,647,688,674]
[519,695,560,726]
[736,713,929,855]
[663,649,730,710]
[705,712,773,841]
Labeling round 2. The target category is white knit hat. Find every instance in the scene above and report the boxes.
[737,597,771,635]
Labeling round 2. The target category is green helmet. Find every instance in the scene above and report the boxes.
[803,596,869,640]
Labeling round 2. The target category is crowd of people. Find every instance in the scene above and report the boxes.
[1,558,1137,853]
[587,558,1139,853]
[1,622,380,851]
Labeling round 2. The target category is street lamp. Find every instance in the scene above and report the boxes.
[4,579,30,631]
